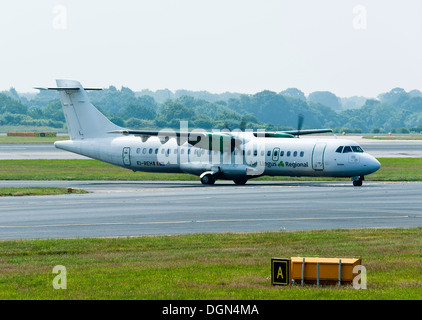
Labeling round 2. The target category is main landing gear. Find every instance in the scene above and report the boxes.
[200,173,215,185]
[233,177,248,185]
[200,174,249,185]
[352,176,364,187]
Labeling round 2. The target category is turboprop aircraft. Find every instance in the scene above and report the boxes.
[36,80,380,186]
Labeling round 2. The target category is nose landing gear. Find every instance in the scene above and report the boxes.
[352,176,364,186]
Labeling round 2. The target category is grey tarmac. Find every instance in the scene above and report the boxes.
[0,180,421,240]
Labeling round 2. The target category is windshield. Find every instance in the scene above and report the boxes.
[351,146,364,153]
[337,145,365,153]
[343,146,352,153]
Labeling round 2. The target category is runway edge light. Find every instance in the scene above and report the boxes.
[271,258,290,286]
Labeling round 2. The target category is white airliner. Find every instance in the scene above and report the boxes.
[36,80,380,186]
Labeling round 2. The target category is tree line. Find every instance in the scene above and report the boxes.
[0,85,421,134]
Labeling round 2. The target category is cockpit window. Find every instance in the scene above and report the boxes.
[351,146,364,153]
[343,146,352,153]
[335,146,343,153]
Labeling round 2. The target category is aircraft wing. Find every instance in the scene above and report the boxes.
[251,129,332,138]
[34,87,102,91]
[280,129,333,136]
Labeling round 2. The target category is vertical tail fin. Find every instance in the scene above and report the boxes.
[36,79,124,140]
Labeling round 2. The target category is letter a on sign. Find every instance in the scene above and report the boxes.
[277,266,284,279]
[271,258,290,286]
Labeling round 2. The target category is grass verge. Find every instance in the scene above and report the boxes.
[0,187,87,197]
[362,135,422,140]
[0,136,69,144]
[0,158,420,181]
[0,228,420,299]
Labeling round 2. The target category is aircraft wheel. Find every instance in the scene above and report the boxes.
[352,175,364,186]
[201,174,215,185]
[353,180,363,187]
[233,177,248,185]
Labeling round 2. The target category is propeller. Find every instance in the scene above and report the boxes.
[296,114,304,137]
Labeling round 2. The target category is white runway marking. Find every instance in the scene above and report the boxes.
[0,215,416,229]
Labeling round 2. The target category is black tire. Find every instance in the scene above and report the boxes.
[353,180,363,187]
[233,177,248,185]
[201,174,215,185]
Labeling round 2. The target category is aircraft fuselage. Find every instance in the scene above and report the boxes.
[55,135,380,181]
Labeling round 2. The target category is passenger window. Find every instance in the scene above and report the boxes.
[253,150,258,156]
[336,146,344,153]
[293,151,297,157]
[142,148,146,154]
[149,148,153,154]
[280,151,284,157]
[343,146,352,153]
[136,148,141,154]
[300,151,304,157]
[267,151,271,157]
[155,148,158,154]
[287,151,291,157]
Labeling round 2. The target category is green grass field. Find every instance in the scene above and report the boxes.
[0,228,420,300]
[0,158,420,181]
[362,135,422,140]
[0,135,69,144]
[0,187,87,197]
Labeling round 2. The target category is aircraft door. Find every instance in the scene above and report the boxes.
[312,143,326,171]
[272,147,280,161]
[122,147,131,166]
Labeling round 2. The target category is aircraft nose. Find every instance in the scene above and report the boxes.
[368,156,381,173]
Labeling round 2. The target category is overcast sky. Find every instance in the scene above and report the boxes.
[1,0,421,97]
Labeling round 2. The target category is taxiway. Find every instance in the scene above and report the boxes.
[0,180,421,240]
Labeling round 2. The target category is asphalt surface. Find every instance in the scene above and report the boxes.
[0,143,88,159]
[0,180,421,240]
